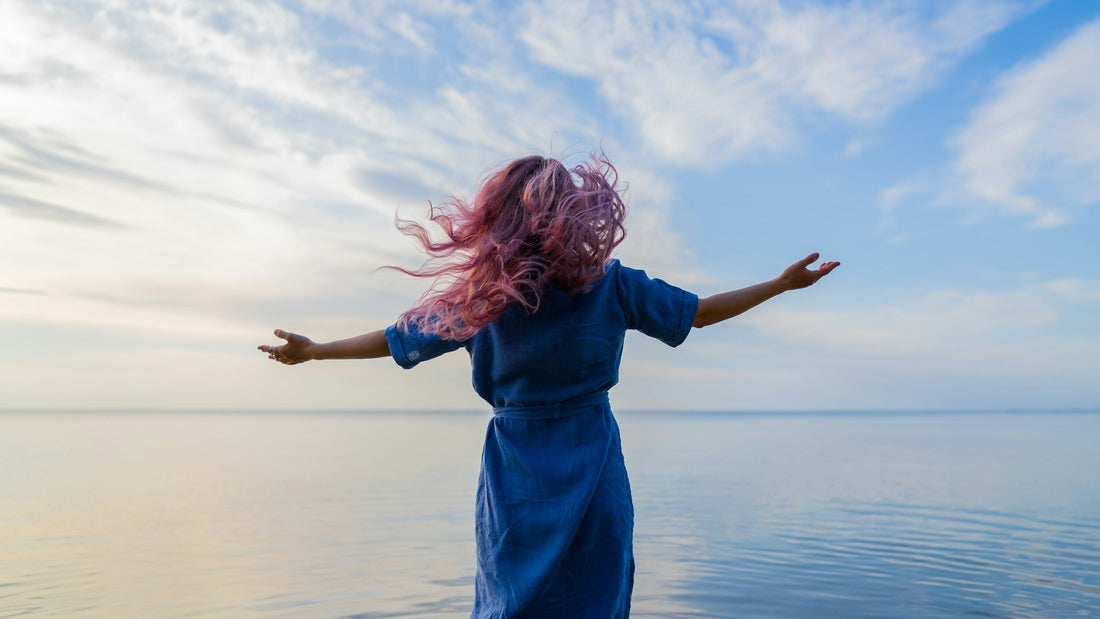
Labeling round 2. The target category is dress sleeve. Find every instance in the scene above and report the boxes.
[385,321,464,369]
[614,261,699,347]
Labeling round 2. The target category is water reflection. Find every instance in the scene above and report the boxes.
[622,411,1100,618]
[2,411,1098,617]
[2,412,483,618]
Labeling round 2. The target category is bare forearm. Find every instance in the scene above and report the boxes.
[693,279,786,328]
[692,252,840,329]
[311,329,390,360]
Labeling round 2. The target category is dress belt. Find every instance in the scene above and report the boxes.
[492,391,610,420]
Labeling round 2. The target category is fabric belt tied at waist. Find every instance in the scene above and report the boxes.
[492,391,610,420]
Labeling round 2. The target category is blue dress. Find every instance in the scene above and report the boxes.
[385,260,698,618]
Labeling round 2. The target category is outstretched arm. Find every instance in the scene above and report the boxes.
[693,252,839,329]
[258,328,390,365]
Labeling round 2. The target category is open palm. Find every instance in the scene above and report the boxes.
[778,252,840,290]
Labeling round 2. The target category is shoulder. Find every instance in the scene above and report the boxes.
[607,259,653,290]
[607,258,649,282]
[608,259,654,278]
[597,258,627,296]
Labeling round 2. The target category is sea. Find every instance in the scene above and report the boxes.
[2,410,1098,618]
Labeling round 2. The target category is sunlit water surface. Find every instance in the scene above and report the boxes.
[2,410,1098,618]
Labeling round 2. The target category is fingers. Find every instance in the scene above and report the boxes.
[260,328,313,364]
[796,252,820,269]
[257,342,284,363]
[262,330,293,361]
[812,261,840,281]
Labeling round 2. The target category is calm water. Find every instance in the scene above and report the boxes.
[2,410,1098,618]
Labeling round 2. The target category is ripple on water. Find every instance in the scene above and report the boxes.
[644,501,1100,618]
[4,411,1100,617]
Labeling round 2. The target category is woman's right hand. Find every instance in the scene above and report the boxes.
[258,329,316,365]
[776,252,840,291]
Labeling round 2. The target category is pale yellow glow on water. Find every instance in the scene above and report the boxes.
[3,412,486,617]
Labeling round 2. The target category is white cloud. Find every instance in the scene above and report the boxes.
[842,139,866,158]
[951,15,1100,226]
[608,276,1100,410]
[876,175,939,238]
[0,1,604,324]
[740,280,1095,360]
[641,280,1099,410]
[6,0,1089,412]
[1040,277,1100,301]
[388,12,434,52]
[0,0,705,408]
[521,0,1031,164]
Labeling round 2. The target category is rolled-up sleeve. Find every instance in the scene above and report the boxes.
[614,262,699,347]
[385,322,464,369]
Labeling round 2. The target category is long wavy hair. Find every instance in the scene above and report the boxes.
[394,152,627,340]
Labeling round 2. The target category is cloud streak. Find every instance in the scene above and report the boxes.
[522,0,1032,164]
[0,0,607,334]
[951,15,1100,226]
[739,275,1100,370]
[0,191,122,228]
[2,0,1095,410]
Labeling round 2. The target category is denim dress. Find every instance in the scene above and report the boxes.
[385,260,698,618]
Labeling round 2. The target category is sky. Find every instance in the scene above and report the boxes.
[2,0,1098,412]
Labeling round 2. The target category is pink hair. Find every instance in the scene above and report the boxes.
[393,152,627,340]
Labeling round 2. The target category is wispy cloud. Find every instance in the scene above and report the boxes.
[0,0,607,334]
[741,279,1094,359]
[0,191,122,228]
[4,0,1093,410]
[0,0,709,410]
[521,0,1032,164]
[950,15,1100,227]
[614,275,1100,410]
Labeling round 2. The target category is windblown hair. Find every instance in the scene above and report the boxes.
[394,153,627,341]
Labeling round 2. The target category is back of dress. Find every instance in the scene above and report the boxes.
[386,260,698,410]
[384,260,697,619]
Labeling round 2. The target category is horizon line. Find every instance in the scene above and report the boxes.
[2,407,1098,415]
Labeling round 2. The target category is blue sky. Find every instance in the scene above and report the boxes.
[2,0,1098,411]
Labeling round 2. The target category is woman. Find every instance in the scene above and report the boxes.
[259,153,838,618]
